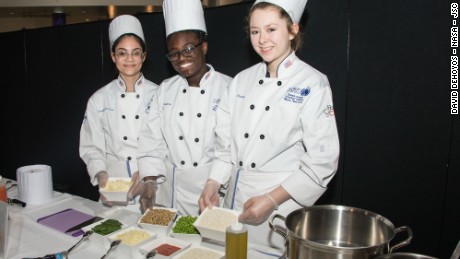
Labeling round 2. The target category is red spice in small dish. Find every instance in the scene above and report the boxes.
[155,243,181,256]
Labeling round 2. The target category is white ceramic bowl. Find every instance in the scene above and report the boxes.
[193,207,240,242]
[81,218,125,249]
[172,245,225,259]
[107,226,156,257]
[139,236,191,258]
[170,216,202,245]
[99,177,132,202]
[138,207,177,236]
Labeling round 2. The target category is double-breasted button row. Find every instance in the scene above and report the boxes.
[121,94,140,98]
[121,115,139,119]
[181,88,205,94]
[238,161,256,168]
[179,161,199,167]
[258,79,282,86]
[177,136,200,143]
[249,105,271,111]
[243,133,265,139]
[178,112,202,117]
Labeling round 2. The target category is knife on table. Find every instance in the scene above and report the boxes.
[7,198,26,207]
[65,216,104,235]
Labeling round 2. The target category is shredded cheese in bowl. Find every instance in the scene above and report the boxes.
[115,229,150,246]
[176,247,223,259]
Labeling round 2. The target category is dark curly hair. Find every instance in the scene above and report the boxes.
[166,30,207,45]
[111,33,146,53]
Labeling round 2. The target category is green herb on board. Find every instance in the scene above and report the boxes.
[92,219,122,236]
[172,216,199,234]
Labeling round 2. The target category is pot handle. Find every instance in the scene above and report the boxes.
[389,226,413,253]
[268,214,288,247]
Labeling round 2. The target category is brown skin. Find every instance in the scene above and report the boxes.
[166,31,208,87]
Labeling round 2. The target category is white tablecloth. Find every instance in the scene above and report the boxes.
[5,181,283,259]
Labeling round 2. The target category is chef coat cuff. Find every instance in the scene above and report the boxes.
[138,157,166,179]
[281,172,326,206]
[88,161,106,186]
[208,160,233,185]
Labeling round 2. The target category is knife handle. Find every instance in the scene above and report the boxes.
[7,198,27,207]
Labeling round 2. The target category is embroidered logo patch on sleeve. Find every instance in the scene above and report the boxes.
[323,105,335,117]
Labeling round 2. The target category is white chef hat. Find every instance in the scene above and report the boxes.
[109,15,145,49]
[163,0,207,37]
[253,0,308,23]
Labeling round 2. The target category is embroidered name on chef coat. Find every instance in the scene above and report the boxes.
[145,98,153,114]
[212,98,221,111]
[284,87,310,103]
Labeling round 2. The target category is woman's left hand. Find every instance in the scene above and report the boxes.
[127,172,142,200]
[238,194,277,225]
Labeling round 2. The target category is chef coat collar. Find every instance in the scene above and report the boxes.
[263,51,298,78]
[116,73,146,92]
[179,64,214,88]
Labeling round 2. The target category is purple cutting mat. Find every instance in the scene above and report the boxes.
[37,208,94,236]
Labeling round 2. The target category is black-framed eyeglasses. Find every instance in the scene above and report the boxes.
[165,42,203,62]
[115,49,145,61]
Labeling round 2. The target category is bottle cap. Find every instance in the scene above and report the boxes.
[231,222,243,231]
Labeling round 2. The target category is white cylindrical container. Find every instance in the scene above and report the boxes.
[17,165,53,205]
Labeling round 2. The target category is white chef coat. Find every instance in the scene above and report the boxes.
[138,65,232,216]
[80,74,158,211]
[208,52,340,248]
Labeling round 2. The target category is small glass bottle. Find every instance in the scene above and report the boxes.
[225,222,247,259]
[0,176,7,203]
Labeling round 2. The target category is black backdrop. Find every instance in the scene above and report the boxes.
[0,1,458,257]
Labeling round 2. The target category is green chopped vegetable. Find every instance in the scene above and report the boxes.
[92,219,122,236]
[172,216,199,234]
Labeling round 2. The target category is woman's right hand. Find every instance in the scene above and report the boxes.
[140,179,157,214]
[198,179,220,212]
[96,171,112,206]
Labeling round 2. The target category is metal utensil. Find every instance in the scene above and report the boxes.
[65,216,104,234]
[145,249,157,258]
[65,230,93,258]
[101,239,122,259]
[451,240,460,259]
[7,198,26,207]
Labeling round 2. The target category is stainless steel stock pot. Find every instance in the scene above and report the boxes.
[269,205,413,259]
[375,253,439,259]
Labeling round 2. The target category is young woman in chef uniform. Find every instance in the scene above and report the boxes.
[80,15,158,212]
[137,0,232,215]
[199,0,340,248]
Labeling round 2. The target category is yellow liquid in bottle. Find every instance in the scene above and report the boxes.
[225,223,247,259]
